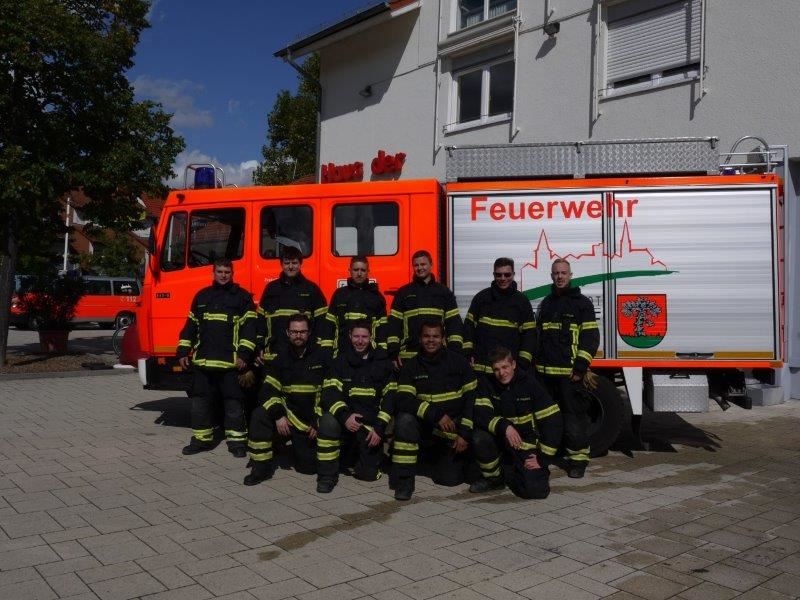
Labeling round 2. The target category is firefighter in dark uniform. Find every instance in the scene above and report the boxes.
[244,313,330,485]
[387,250,464,368]
[324,256,387,356]
[390,320,490,501]
[472,347,563,497]
[316,320,395,493]
[177,259,258,457]
[257,245,330,360]
[535,258,600,478]
[464,257,536,376]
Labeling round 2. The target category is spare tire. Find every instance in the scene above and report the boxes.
[580,373,625,457]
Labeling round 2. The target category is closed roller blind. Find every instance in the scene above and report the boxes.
[607,0,700,83]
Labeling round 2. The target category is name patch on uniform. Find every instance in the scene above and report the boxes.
[309,364,324,370]
[413,374,429,380]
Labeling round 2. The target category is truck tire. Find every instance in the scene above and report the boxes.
[115,312,135,329]
[582,373,624,457]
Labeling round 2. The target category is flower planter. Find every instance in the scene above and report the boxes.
[38,330,70,354]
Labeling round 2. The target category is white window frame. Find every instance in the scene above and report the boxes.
[452,0,517,33]
[446,56,514,133]
[601,0,703,99]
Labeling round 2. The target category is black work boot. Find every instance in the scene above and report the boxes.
[469,476,505,493]
[316,477,337,494]
[182,442,211,456]
[567,462,586,479]
[243,463,275,486]
[229,446,247,458]
[394,478,414,501]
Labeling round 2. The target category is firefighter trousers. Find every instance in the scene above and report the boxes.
[391,412,490,488]
[316,413,382,484]
[541,375,590,464]
[189,369,247,449]
[247,406,317,475]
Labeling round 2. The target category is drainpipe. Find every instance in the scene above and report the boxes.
[62,195,72,273]
[284,51,322,182]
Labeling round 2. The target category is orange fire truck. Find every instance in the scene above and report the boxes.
[125,138,785,454]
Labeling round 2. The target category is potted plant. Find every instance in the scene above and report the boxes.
[18,272,85,353]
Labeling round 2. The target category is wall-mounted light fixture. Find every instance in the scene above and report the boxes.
[543,21,560,37]
[359,85,372,98]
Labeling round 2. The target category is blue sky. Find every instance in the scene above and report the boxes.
[129,0,375,186]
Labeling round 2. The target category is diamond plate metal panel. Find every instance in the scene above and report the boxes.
[446,138,718,181]
[645,372,709,412]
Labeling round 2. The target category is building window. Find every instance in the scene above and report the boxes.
[604,0,701,97]
[457,0,516,30]
[450,56,514,131]
[260,206,313,259]
[333,203,398,256]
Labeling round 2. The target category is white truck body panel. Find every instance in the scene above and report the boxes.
[447,183,779,362]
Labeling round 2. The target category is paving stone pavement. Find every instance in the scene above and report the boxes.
[1,373,799,600]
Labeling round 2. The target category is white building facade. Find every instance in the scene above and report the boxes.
[276,0,800,398]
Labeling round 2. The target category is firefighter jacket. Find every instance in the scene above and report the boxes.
[464,280,537,373]
[474,369,563,459]
[320,347,396,437]
[176,281,257,369]
[387,275,464,359]
[395,348,477,442]
[535,285,599,377]
[258,343,331,431]
[257,272,329,355]
[324,279,388,355]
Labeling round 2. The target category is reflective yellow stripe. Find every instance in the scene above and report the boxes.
[202,313,230,322]
[271,308,300,317]
[462,380,477,392]
[445,308,460,319]
[534,404,560,421]
[538,442,558,456]
[535,365,573,376]
[542,322,561,330]
[317,438,339,448]
[520,321,536,331]
[317,450,340,461]
[472,363,493,374]
[460,418,473,429]
[248,451,273,461]
[518,351,533,361]
[377,411,391,423]
[188,312,198,322]
[284,384,319,393]
[508,414,533,425]
[418,391,460,403]
[519,440,537,451]
[262,397,283,412]
[344,312,368,320]
[192,359,236,368]
[433,429,457,440]
[397,384,417,395]
[239,339,256,350]
[248,440,272,449]
[475,398,494,409]
[477,317,517,328]
[399,350,418,359]
[392,455,417,464]
[329,401,348,414]
[390,309,404,319]
[393,442,418,451]
[447,335,464,344]
[488,416,502,434]
[577,350,594,363]
[286,410,310,432]
[417,401,431,419]
[226,430,247,441]
[313,306,328,318]
[177,340,192,348]
[465,312,475,324]
[323,379,343,391]
[350,387,377,397]
[264,375,282,389]
[581,321,599,330]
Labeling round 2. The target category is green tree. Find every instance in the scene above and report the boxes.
[80,231,142,277]
[253,53,319,185]
[0,0,184,364]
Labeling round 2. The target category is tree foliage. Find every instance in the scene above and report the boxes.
[80,231,142,278]
[253,53,319,185]
[0,0,185,363]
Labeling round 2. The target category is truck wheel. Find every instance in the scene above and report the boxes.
[582,373,624,457]
[115,312,135,329]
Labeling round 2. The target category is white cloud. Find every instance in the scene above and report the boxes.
[227,99,241,114]
[133,76,213,129]
[167,149,259,188]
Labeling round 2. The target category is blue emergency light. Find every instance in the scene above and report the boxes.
[194,166,216,189]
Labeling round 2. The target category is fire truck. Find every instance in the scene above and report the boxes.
[125,137,785,455]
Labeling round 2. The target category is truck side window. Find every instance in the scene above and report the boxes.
[333,202,399,256]
[188,208,245,267]
[161,212,187,272]
[260,206,313,258]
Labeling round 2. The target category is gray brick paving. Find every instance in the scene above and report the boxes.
[1,374,800,599]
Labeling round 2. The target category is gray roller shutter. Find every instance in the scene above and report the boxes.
[606,0,701,84]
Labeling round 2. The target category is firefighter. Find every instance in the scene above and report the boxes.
[316,320,395,493]
[534,258,600,478]
[472,347,563,497]
[177,259,258,457]
[390,319,484,501]
[464,257,536,376]
[324,256,387,356]
[257,245,330,360]
[387,250,464,368]
[244,313,330,485]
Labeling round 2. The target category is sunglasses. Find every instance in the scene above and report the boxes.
[493,272,514,278]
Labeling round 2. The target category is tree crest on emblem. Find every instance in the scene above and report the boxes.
[621,297,661,337]
[617,294,667,349]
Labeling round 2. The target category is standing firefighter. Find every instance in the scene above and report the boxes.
[177,259,258,457]
[257,246,329,358]
[316,320,395,493]
[324,256,387,355]
[387,250,464,366]
[534,259,599,478]
[473,347,563,498]
[464,257,536,376]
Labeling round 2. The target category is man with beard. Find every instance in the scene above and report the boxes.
[324,256,387,355]
[464,257,536,376]
[244,313,330,485]
[316,321,395,493]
